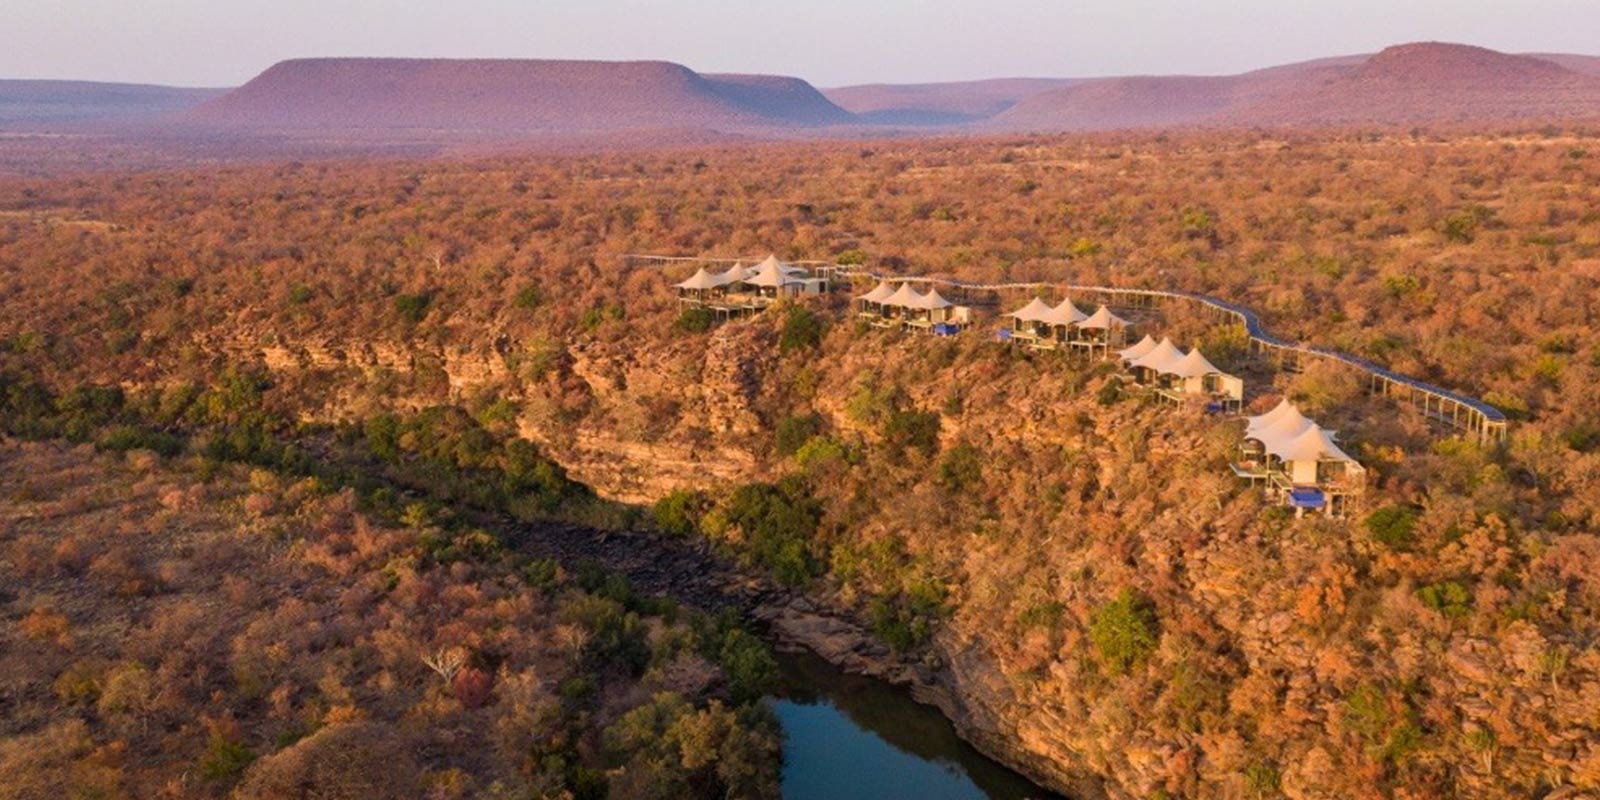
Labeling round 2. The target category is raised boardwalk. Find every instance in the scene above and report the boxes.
[623,254,1509,444]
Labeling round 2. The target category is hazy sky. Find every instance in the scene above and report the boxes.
[4,0,1596,88]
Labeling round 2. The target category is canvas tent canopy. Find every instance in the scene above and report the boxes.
[752,254,806,276]
[1130,338,1184,373]
[857,281,896,304]
[1077,305,1128,330]
[745,257,800,288]
[1118,335,1158,362]
[882,283,924,307]
[1273,425,1364,485]
[675,267,728,291]
[1039,298,1088,327]
[1274,425,1356,464]
[720,262,751,283]
[1006,297,1054,323]
[1251,412,1319,457]
[1248,402,1313,440]
[1245,399,1298,438]
[1168,348,1223,379]
[905,287,955,310]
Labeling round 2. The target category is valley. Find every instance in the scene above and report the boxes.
[4,123,1600,798]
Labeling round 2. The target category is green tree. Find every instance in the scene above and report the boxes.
[778,305,824,353]
[673,306,713,334]
[1365,505,1419,550]
[718,629,780,704]
[393,292,433,324]
[653,489,707,537]
[1089,588,1160,675]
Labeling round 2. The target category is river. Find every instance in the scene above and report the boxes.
[770,648,1063,800]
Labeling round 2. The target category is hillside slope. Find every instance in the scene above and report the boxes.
[0,80,223,127]
[823,78,1081,124]
[189,58,854,134]
[993,43,1600,131]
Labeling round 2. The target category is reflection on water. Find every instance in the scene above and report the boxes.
[770,648,1063,800]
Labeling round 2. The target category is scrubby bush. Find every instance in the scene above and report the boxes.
[673,306,713,333]
[1365,505,1419,550]
[653,489,707,537]
[722,479,823,586]
[884,406,941,458]
[778,305,824,353]
[937,441,983,492]
[1089,588,1159,675]
[392,292,432,324]
[718,629,779,703]
[774,413,823,456]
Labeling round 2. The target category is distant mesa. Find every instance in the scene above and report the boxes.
[821,78,1083,125]
[10,42,1600,141]
[186,58,854,135]
[992,42,1600,131]
[0,80,224,127]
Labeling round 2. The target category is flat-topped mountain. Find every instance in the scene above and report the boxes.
[992,43,1600,131]
[188,58,852,135]
[822,78,1082,124]
[0,79,224,127]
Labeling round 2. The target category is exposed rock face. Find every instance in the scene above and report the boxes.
[176,311,1600,799]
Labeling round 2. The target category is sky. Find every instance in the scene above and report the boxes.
[3,0,1596,88]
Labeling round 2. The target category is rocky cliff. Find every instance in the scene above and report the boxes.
[156,299,1600,799]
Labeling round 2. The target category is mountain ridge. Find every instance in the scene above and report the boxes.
[992,42,1600,131]
[187,57,854,134]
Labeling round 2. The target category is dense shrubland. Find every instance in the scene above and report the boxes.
[0,438,782,799]
[3,124,1600,797]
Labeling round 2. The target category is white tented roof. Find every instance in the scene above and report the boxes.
[1255,416,1319,457]
[745,257,798,288]
[1130,337,1184,373]
[720,262,750,283]
[1007,297,1053,322]
[675,267,726,290]
[1118,335,1158,362]
[882,283,923,307]
[905,287,955,310]
[1168,348,1223,379]
[1077,305,1128,330]
[752,253,806,277]
[1040,298,1089,326]
[858,280,896,304]
[1273,425,1358,466]
[1245,399,1296,438]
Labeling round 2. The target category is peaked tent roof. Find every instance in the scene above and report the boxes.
[675,267,726,290]
[1274,425,1359,466]
[745,257,798,288]
[1168,348,1224,379]
[1254,415,1319,457]
[1006,297,1054,322]
[1077,304,1129,330]
[1131,337,1185,372]
[882,283,924,307]
[858,280,896,304]
[905,287,955,310]
[1118,335,1159,362]
[1040,298,1089,326]
[1245,399,1296,437]
[752,253,807,276]
[720,262,750,283]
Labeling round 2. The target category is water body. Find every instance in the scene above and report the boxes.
[770,648,1063,800]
